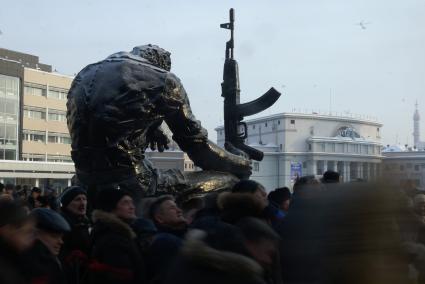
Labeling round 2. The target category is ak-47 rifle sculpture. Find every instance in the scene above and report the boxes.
[220,8,281,161]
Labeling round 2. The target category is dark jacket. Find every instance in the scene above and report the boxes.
[25,240,66,284]
[87,210,145,284]
[164,232,266,284]
[0,237,31,284]
[146,223,187,284]
[59,209,91,284]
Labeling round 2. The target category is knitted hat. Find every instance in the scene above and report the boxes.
[96,187,130,212]
[60,186,87,208]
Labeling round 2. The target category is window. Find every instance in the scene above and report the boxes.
[308,144,312,151]
[22,130,46,143]
[330,143,335,152]
[48,109,67,122]
[277,120,280,125]
[265,122,268,127]
[280,144,283,151]
[48,87,68,100]
[290,119,295,124]
[252,124,256,129]
[25,84,46,97]
[22,153,45,162]
[253,162,259,172]
[4,150,16,160]
[47,155,73,163]
[24,107,46,120]
[47,132,71,144]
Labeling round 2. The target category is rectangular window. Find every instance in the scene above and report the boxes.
[253,162,259,172]
[46,155,72,163]
[265,122,268,127]
[290,119,295,124]
[22,153,46,162]
[48,87,68,100]
[252,125,256,129]
[22,130,46,143]
[25,84,46,97]
[48,109,67,122]
[24,107,46,120]
[47,132,71,144]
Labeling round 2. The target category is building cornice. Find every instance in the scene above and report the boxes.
[215,112,382,130]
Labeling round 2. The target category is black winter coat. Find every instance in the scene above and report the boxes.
[59,210,91,284]
[87,210,145,284]
[164,234,266,284]
[0,237,31,284]
[25,240,66,284]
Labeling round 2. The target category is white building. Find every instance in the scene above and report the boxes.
[216,112,383,191]
[382,145,425,189]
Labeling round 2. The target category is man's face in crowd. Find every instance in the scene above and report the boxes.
[155,200,187,228]
[0,220,35,252]
[245,238,278,268]
[113,195,136,221]
[37,230,64,256]
[253,186,268,209]
[32,191,41,198]
[415,200,425,216]
[66,194,87,216]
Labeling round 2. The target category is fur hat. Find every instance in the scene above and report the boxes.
[96,187,130,212]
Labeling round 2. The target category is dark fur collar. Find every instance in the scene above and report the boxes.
[92,210,136,239]
[181,230,263,279]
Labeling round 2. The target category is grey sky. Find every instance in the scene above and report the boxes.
[1,0,424,145]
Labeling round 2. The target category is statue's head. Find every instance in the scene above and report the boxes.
[131,44,171,71]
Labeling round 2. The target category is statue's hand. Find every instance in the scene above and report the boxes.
[233,156,252,179]
[148,129,170,152]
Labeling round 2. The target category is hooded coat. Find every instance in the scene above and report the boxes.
[164,231,266,284]
[87,210,145,284]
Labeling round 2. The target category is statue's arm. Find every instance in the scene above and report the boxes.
[161,73,251,178]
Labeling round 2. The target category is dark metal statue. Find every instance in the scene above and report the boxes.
[220,8,281,161]
[67,45,251,201]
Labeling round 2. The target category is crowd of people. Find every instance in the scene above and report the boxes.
[0,171,424,284]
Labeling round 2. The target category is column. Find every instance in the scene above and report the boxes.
[310,160,317,175]
[323,160,328,173]
[358,163,364,179]
[332,161,337,172]
[67,179,72,186]
[35,178,40,187]
[344,161,351,182]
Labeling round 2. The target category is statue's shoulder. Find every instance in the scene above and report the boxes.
[105,51,168,74]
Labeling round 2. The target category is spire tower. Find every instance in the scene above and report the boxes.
[413,100,420,148]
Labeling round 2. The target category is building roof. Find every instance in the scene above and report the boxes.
[215,111,382,131]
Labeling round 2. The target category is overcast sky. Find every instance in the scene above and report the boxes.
[1,0,424,145]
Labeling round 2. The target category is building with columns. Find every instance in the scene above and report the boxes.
[382,145,425,189]
[216,112,383,191]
